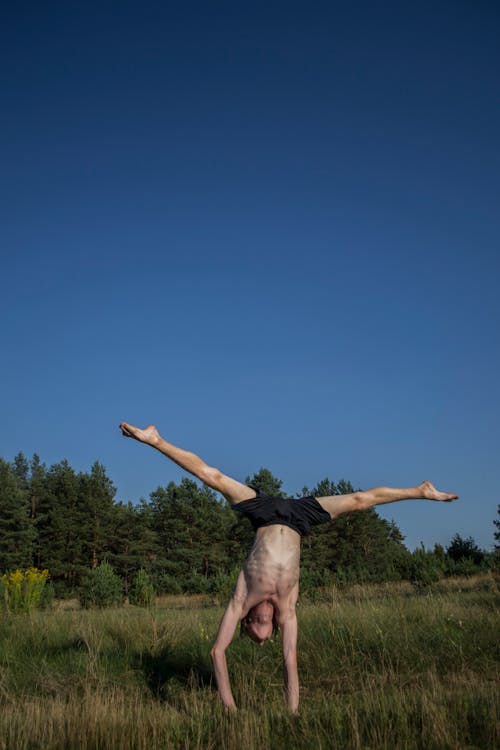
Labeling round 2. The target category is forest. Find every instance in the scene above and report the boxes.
[0,453,496,599]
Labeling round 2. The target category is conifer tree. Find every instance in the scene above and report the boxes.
[446,534,485,566]
[78,462,117,569]
[300,478,406,583]
[12,452,29,489]
[30,454,47,567]
[107,500,160,595]
[38,460,84,589]
[246,468,285,496]
[0,458,34,570]
[147,478,232,589]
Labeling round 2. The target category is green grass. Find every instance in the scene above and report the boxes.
[0,576,498,749]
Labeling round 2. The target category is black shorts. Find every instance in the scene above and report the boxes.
[233,489,332,537]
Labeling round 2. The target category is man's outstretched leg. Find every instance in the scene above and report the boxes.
[119,422,256,505]
[316,481,459,519]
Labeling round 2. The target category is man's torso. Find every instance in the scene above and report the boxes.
[242,525,301,617]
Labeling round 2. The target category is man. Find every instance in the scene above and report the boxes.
[119,421,458,713]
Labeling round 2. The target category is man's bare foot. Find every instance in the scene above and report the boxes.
[419,480,459,502]
[119,422,160,447]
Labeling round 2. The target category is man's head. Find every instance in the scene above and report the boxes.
[240,601,278,645]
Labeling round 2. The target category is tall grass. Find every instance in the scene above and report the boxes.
[0,576,498,749]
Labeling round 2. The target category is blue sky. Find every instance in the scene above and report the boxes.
[1,1,499,551]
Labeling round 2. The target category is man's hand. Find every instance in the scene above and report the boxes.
[281,609,299,713]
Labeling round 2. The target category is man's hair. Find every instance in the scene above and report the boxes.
[240,611,279,640]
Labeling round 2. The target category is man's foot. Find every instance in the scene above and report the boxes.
[119,422,160,446]
[419,480,459,502]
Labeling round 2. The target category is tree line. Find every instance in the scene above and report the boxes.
[0,453,496,598]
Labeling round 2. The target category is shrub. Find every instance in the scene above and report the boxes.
[300,566,332,594]
[0,568,50,614]
[154,573,183,595]
[79,562,123,608]
[446,534,485,566]
[406,547,443,587]
[129,568,155,608]
[445,557,484,577]
[183,573,211,594]
[207,566,239,602]
[334,565,371,586]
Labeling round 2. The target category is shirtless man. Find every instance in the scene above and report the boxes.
[119,422,458,713]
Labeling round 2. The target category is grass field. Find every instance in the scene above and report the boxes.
[0,575,498,749]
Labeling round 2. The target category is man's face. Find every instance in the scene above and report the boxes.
[245,601,274,645]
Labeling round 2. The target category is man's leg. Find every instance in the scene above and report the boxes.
[119,422,256,505]
[316,480,458,520]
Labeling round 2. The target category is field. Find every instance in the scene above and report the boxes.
[0,575,498,750]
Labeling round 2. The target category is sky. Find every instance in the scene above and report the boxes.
[1,0,499,551]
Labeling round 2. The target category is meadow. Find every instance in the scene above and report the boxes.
[0,575,498,750]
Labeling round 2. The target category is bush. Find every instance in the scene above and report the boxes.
[446,534,485,566]
[406,547,444,587]
[183,573,211,594]
[300,566,332,594]
[0,568,50,614]
[207,567,239,602]
[129,568,155,608]
[445,557,484,577]
[153,573,183,596]
[334,566,372,586]
[79,562,123,608]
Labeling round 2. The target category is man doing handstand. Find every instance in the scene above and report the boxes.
[119,422,458,713]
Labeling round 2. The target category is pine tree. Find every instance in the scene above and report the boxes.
[246,468,285,496]
[107,500,160,595]
[12,452,29,489]
[446,534,485,566]
[78,462,117,570]
[38,460,84,589]
[30,454,47,567]
[0,458,35,570]
[301,478,407,583]
[146,478,232,590]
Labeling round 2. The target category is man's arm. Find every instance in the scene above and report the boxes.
[210,573,247,709]
[281,609,299,713]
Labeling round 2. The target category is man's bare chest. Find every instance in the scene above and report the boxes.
[243,525,300,594]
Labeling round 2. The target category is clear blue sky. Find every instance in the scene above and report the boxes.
[1,1,499,551]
